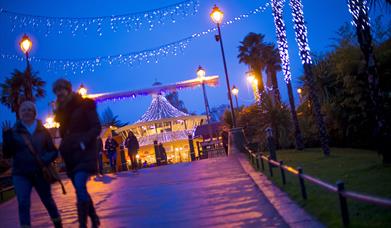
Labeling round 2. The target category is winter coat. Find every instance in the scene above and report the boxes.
[105,138,118,153]
[125,135,139,154]
[54,93,101,176]
[2,120,58,176]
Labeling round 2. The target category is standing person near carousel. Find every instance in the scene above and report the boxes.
[52,78,101,228]
[104,134,119,173]
[125,131,139,172]
[2,101,62,228]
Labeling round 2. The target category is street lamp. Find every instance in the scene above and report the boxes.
[246,70,259,102]
[297,88,303,104]
[197,66,211,124]
[19,34,33,101]
[210,5,236,128]
[78,84,87,98]
[231,85,239,110]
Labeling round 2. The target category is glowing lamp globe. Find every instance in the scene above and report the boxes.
[210,5,224,24]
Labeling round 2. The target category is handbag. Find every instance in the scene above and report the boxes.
[21,133,66,195]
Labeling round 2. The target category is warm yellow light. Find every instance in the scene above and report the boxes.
[253,79,258,86]
[136,154,140,160]
[196,65,206,79]
[210,5,224,24]
[44,116,60,128]
[20,34,32,54]
[231,86,239,96]
[297,88,302,94]
[78,84,87,97]
[246,71,255,84]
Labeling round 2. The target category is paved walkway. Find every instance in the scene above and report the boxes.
[0,155,291,227]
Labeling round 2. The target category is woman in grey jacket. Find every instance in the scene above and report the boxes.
[2,101,62,228]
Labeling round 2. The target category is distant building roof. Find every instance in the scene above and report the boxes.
[135,95,189,123]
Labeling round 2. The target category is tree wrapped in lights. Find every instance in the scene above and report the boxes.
[271,0,303,150]
[289,0,330,155]
[348,0,388,163]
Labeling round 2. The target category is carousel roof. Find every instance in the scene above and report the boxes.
[135,95,189,123]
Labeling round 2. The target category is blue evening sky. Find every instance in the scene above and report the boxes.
[0,0,389,138]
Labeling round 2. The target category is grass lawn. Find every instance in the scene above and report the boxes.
[257,148,391,228]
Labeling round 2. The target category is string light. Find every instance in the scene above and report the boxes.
[138,130,194,146]
[1,0,199,36]
[0,2,270,75]
[271,0,292,84]
[289,0,312,65]
[347,0,370,28]
[136,95,189,123]
[91,75,219,103]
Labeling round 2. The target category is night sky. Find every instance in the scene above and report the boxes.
[0,0,389,138]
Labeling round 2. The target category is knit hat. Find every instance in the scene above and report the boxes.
[52,78,72,93]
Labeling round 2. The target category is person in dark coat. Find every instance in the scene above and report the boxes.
[2,101,62,228]
[97,137,104,175]
[221,125,229,156]
[104,134,118,173]
[158,143,167,165]
[125,131,139,171]
[53,78,101,228]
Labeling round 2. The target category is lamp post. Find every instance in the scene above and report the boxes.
[210,5,236,128]
[19,34,33,101]
[231,85,239,110]
[197,66,211,124]
[78,84,87,98]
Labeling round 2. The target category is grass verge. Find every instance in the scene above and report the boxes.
[255,148,391,228]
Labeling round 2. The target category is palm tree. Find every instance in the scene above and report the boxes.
[270,0,304,150]
[264,44,282,105]
[238,33,268,93]
[348,0,390,163]
[0,67,45,119]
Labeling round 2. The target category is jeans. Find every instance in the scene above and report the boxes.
[13,174,60,226]
[108,151,117,171]
[129,153,138,170]
[98,152,104,174]
[70,171,91,203]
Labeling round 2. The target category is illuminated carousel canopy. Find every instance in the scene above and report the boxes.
[135,94,189,123]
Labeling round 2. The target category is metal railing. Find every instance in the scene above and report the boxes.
[245,147,391,227]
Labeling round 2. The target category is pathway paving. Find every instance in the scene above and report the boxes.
[0,155,289,227]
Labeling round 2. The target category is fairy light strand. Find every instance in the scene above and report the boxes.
[1,0,199,36]
[271,0,292,83]
[289,0,312,65]
[0,2,270,74]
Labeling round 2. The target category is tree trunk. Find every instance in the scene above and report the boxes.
[271,71,281,105]
[304,64,330,156]
[287,81,304,150]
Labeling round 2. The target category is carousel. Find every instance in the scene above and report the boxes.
[87,74,219,166]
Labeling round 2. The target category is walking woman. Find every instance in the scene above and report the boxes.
[125,131,139,172]
[2,101,62,228]
[52,78,101,228]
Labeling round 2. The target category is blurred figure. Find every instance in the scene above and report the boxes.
[2,101,62,228]
[125,131,139,172]
[97,137,104,175]
[105,134,118,173]
[158,143,167,165]
[53,78,101,228]
[221,125,229,156]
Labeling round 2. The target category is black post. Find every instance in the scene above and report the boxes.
[268,156,273,177]
[260,155,265,171]
[280,160,286,185]
[298,167,307,200]
[337,181,350,227]
[255,154,260,170]
[119,145,128,171]
[216,23,236,128]
[188,135,196,161]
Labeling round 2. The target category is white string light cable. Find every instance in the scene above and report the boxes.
[1,0,200,36]
[0,1,270,75]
